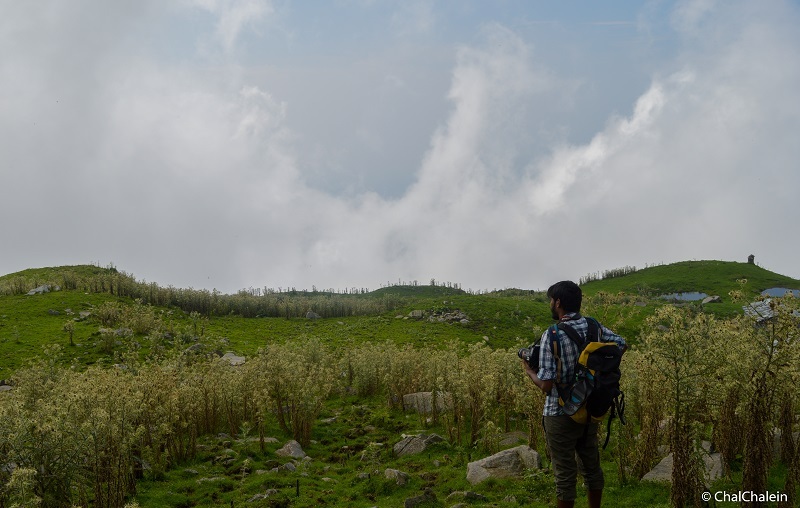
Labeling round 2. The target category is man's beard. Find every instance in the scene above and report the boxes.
[550,303,559,321]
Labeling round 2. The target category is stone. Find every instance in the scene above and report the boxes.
[27,285,51,296]
[276,440,306,459]
[702,295,722,304]
[306,311,321,319]
[402,392,453,414]
[384,468,410,486]
[499,431,528,447]
[393,433,445,457]
[221,352,245,366]
[447,491,488,503]
[466,445,541,485]
[641,441,723,484]
[404,488,436,508]
[771,429,800,463]
[409,310,424,319]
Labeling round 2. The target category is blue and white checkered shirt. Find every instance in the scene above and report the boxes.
[537,313,627,417]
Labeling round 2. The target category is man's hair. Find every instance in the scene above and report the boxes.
[547,281,582,313]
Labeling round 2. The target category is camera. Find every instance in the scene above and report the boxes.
[518,343,541,370]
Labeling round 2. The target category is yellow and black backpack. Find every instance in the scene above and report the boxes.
[548,317,625,448]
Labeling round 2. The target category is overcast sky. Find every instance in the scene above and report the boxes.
[2,0,799,293]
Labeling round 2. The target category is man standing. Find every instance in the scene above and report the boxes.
[521,281,626,508]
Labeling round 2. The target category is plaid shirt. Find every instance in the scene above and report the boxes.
[537,313,626,416]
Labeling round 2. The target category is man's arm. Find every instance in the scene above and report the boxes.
[521,359,553,395]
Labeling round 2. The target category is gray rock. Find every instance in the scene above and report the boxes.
[306,311,321,319]
[27,285,51,295]
[772,429,800,463]
[641,441,723,484]
[221,352,245,366]
[409,310,424,319]
[403,391,453,414]
[276,440,306,459]
[499,431,528,447]
[404,488,436,508]
[702,295,722,304]
[447,491,488,502]
[384,468,409,486]
[466,445,541,485]
[393,433,445,457]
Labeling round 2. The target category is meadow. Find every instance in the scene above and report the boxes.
[0,261,798,507]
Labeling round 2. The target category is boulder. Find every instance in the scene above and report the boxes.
[27,285,51,295]
[642,441,722,484]
[499,431,528,447]
[772,429,800,463]
[702,295,722,304]
[408,310,424,319]
[447,491,488,503]
[306,311,321,320]
[384,468,409,486]
[404,488,436,508]
[393,433,445,457]
[221,352,245,366]
[276,440,306,459]
[403,391,453,414]
[466,445,541,485]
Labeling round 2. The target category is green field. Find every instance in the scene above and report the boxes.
[0,260,798,507]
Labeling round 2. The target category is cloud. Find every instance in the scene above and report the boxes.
[186,0,273,53]
[1,0,799,292]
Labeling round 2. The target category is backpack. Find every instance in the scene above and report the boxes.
[547,317,626,448]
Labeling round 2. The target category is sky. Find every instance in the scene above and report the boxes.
[2,0,799,294]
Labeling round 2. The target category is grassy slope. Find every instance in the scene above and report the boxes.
[581,260,800,298]
[1,261,798,506]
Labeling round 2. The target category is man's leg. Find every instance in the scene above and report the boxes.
[576,421,604,508]
[543,415,580,504]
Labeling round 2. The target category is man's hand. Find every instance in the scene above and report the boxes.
[521,359,553,395]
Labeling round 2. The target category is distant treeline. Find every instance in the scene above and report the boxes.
[0,267,404,319]
[579,265,638,285]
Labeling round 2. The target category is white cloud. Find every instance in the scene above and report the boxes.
[1,0,799,292]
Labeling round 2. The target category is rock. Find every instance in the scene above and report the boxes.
[404,488,436,508]
[402,392,453,414]
[184,343,204,354]
[409,310,424,319]
[0,385,13,393]
[642,441,723,484]
[499,431,528,447]
[384,468,410,486]
[393,433,445,457]
[276,440,306,459]
[79,311,92,319]
[27,285,51,295]
[466,445,541,485]
[702,295,722,304]
[306,311,321,319]
[48,309,59,316]
[771,429,800,463]
[447,491,488,503]
[221,352,245,366]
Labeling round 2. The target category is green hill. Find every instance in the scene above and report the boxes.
[581,260,799,299]
[1,260,797,379]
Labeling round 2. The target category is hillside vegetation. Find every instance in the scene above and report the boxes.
[0,261,798,507]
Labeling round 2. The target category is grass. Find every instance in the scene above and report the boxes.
[2,260,799,506]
